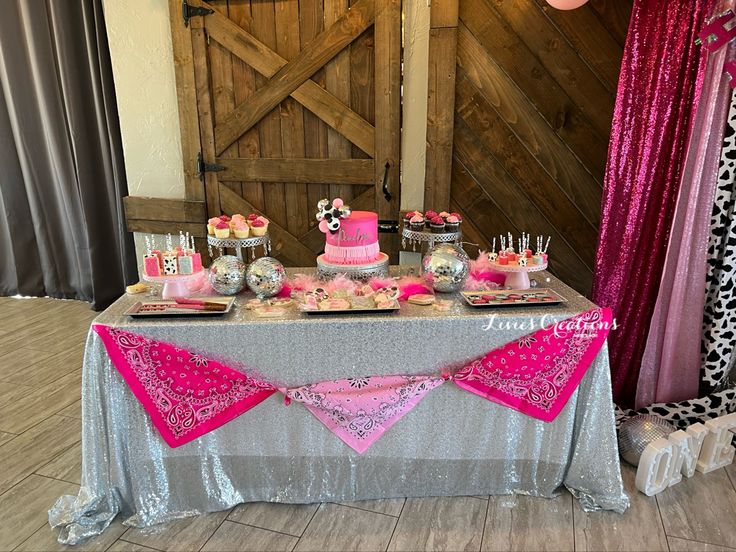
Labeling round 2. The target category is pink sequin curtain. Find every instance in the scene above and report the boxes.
[591,0,716,406]
[636,40,735,407]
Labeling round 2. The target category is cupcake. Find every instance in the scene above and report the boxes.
[424,210,438,228]
[247,213,259,225]
[438,211,451,221]
[445,215,460,232]
[403,211,414,228]
[430,216,445,234]
[219,214,231,223]
[231,214,246,225]
[233,220,250,239]
[214,221,231,239]
[250,217,268,236]
[409,214,424,231]
[207,217,220,235]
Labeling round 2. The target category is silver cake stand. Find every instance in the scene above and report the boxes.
[207,234,271,262]
[402,226,462,252]
[316,252,390,280]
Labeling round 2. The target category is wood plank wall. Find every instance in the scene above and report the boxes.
[450,0,632,294]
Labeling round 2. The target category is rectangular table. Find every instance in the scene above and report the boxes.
[51,270,629,545]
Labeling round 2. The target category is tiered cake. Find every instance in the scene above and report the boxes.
[315,198,389,278]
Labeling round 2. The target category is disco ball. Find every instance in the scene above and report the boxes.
[208,255,246,295]
[618,414,677,466]
[246,257,286,298]
[421,243,470,293]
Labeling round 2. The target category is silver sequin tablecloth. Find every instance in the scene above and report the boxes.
[51,270,629,544]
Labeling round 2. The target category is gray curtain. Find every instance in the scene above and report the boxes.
[0,0,136,310]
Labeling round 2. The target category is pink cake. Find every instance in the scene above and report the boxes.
[323,211,381,265]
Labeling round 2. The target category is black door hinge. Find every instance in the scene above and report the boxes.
[197,152,225,181]
[182,0,214,27]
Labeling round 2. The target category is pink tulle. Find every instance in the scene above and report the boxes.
[464,275,502,291]
[276,283,292,298]
[367,276,396,290]
[468,252,506,287]
[288,273,322,292]
[397,276,433,301]
[325,275,357,295]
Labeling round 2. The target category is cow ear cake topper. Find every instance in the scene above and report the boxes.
[316,198,352,234]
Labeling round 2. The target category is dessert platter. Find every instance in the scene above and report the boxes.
[485,233,550,290]
[296,283,401,314]
[461,289,566,308]
[141,233,205,299]
[401,209,463,251]
[206,213,271,261]
[315,198,390,279]
[124,297,235,318]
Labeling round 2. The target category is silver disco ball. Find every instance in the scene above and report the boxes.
[208,255,246,295]
[421,243,470,293]
[246,257,286,298]
[618,414,677,466]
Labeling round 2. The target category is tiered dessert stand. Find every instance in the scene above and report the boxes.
[141,269,205,300]
[488,260,547,290]
[402,226,462,252]
[207,234,271,262]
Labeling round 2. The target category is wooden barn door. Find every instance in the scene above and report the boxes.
[179,0,401,265]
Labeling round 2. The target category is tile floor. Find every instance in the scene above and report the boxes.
[1,296,735,552]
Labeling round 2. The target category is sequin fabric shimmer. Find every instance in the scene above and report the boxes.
[50,270,628,545]
[591,0,716,406]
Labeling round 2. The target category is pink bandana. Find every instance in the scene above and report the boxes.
[93,325,276,447]
[284,375,445,453]
[453,308,612,422]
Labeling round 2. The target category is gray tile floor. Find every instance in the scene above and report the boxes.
[1,296,735,551]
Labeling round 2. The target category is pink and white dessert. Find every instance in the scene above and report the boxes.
[324,211,380,264]
[315,198,385,265]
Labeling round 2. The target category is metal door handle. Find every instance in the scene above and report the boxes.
[382,161,392,202]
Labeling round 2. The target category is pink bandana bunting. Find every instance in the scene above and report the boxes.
[92,325,276,447]
[284,375,445,453]
[452,308,613,422]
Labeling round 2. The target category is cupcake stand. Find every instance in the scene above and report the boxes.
[401,226,462,251]
[141,270,205,300]
[488,260,547,290]
[207,234,271,262]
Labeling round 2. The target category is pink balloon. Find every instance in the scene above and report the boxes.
[546,0,589,9]
[332,198,344,209]
[319,219,330,233]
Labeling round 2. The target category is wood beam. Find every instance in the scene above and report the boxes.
[213,0,375,155]
[200,1,375,157]
[217,158,375,184]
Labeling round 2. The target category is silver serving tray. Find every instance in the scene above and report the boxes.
[124,297,235,318]
[460,289,567,308]
[298,303,400,315]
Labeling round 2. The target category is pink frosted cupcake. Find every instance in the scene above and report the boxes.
[409,214,424,231]
[207,217,220,235]
[233,220,250,238]
[424,210,438,228]
[438,211,451,221]
[445,214,461,232]
[250,217,268,236]
[214,221,231,239]
[430,216,445,234]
